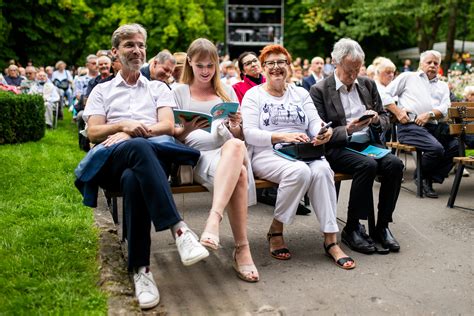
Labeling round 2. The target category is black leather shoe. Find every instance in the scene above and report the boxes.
[341,226,376,254]
[296,203,311,215]
[376,227,400,252]
[422,179,438,198]
[357,223,375,246]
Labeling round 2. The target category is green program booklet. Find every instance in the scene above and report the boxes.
[346,145,391,159]
[173,102,239,132]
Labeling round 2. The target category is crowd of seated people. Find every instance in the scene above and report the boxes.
[4,23,474,310]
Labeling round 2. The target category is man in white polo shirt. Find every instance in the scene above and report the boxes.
[80,23,208,309]
[385,50,458,198]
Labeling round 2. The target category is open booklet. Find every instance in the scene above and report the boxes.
[173,102,239,133]
[346,145,391,159]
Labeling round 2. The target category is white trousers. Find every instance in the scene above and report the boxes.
[252,149,339,233]
[44,102,54,127]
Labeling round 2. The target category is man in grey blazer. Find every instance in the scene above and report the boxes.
[310,38,404,254]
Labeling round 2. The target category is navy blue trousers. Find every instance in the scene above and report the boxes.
[327,143,404,224]
[96,138,182,271]
[397,123,458,183]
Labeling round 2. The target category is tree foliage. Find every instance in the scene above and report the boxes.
[2,0,473,69]
[299,0,474,62]
[1,0,224,68]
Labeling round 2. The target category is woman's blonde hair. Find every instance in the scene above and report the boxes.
[181,38,231,102]
[374,57,396,82]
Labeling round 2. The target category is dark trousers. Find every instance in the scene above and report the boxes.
[327,144,404,224]
[96,138,182,271]
[397,123,458,183]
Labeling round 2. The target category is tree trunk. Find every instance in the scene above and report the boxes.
[444,0,458,74]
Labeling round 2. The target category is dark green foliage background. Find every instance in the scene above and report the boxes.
[0,92,45,144]
[0,0,473,68]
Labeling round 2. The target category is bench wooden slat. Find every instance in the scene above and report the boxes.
[453,157,474,166]
[386,141,417,152]
[450,102,474,107]
[448,107,474,118]
[106,174,351,197]
[449,124,474,136]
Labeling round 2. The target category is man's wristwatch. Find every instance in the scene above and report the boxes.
[428,111,436,119]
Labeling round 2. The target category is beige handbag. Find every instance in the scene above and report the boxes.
[173,165,194,185]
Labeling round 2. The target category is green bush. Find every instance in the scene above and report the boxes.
[0,91,45,144]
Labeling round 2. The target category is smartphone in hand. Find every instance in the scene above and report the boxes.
[357,113,375,122]
[318,121,333,135]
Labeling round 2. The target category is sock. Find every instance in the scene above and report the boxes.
[344,218,359,231]
[171,221,188,240]
[135,266,149,274]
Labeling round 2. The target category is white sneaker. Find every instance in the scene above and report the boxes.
[462,168,470,177]
[133,267,160,309]
[175,227,209,266]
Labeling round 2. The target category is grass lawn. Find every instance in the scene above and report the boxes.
[0,111,107,314]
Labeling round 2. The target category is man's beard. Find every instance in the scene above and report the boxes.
[119,54,143,72]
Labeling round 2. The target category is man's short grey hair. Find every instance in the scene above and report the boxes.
[111,23,147,49]
[155,50,176,65]
[420,50,442,64]
[86,54,98,64]
[331,38,365,65]
[97,55,112,65]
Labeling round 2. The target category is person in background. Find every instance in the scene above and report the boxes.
[140,50,176,86]
[85,55,113,98]
[290,65,304,87]
[233,51,265,104]
[45,66,54,80]
[366,64,376,80]
[52,60,74,107]
[386,50,458,198]
[302,56,325,91]
[5,65,23,86]
[20,66,37,93]
[400,59,413,72]
[29,70,60,128]
[323,56,335,76]
[462,86,474,149]
[220,61,240,86]
[170,52,186,88]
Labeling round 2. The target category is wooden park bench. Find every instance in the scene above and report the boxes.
[446,102,474,209]
[386,141,423,197]
[104,173,355,232]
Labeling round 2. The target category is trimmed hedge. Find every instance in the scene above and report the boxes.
[0,91,45,144]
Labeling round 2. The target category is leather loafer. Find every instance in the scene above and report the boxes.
[296,203,311,215]
[341,226,376,254]
[376,227,400,252]
[415,178,438,198]
[422,180,438,198]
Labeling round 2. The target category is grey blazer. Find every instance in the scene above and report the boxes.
[309,74,389,150]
